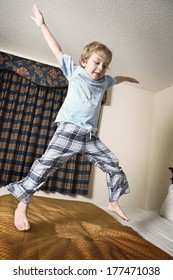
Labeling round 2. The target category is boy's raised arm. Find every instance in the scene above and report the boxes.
[31,4,63,65]
[114,76,139,84]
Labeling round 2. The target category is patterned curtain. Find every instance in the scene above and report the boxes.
[0,51,91,195]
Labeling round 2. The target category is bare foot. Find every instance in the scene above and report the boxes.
[14,201,30,231]
[108,201,130,221]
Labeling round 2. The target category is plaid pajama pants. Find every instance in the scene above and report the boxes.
[7,122,130,204]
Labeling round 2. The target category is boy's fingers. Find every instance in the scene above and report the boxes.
[31,16,36,22]
[32,4,38,14]
[33,3,37,10]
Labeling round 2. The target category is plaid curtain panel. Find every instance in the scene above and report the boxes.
[0,52,91,195]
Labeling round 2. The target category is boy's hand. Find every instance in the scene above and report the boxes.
[31,4,45,28]
[124,77,139,83]
[115,76,139,84]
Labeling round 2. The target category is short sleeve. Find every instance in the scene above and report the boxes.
[61,54,77,80]
[105,75,116,89]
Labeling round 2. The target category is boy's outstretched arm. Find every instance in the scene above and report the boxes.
[114,76,139,84]
[31,4,63,65]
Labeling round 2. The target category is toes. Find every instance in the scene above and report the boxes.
[15,222,30,231]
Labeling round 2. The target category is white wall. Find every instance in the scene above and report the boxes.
[146,85,173,209]
[89,84,154,208]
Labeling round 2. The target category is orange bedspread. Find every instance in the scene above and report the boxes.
[0,194,172,260]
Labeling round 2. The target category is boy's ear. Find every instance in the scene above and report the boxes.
[80,58,87,67]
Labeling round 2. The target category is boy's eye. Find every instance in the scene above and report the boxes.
[93,60,108,69]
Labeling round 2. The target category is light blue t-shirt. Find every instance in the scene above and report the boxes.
[55,54,116,133]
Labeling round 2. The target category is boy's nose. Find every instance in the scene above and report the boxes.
[98,65,103,71]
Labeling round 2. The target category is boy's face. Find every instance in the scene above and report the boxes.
[81,52,109,80]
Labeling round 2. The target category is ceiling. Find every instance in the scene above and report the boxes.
[0,0,173,93]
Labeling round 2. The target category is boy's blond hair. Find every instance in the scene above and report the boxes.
[80,41,112,66]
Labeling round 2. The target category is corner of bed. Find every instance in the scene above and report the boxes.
[0,174,173,260]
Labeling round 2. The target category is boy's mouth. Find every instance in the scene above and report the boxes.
[93,72,101,78]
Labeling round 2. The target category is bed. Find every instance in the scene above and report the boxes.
[101,202,173,258]
[0,175,173,260]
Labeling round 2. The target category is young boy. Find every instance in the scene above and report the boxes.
[6,4,139,231]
